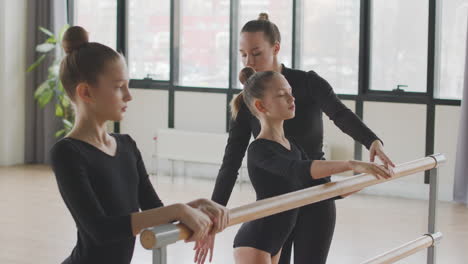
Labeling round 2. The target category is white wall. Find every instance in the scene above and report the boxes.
[174,92,227,133]
[434,105,461,201]
[323,101,461,201]
[120,89,169,169]
[0,0,27,166]
[359,102,429,199]
[324,100,356,176]
[121,90,228,177]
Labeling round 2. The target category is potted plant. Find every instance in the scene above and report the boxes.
[26,25,74,138]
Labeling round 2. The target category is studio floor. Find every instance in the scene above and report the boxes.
[0,165,467,264]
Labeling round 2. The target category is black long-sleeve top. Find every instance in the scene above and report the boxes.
[247,139,315,200]
[232,139,315,255]
[50,134,164,264]
[211,65,381,206]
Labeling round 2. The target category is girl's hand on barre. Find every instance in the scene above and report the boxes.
[193,234,215,264]
[187,199,230,233]
[179,204,213,243]
[348,160,392,179]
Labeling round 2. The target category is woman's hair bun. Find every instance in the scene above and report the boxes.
[258,12,269,21]
[239,67,256,85]
[62,26,89,55]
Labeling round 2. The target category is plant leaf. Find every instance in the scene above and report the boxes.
[34,80,52,99]
[55,104,64,117]
[46,37,57,44]
[55,129,66,138]
[63,119,73,129]
[26,54,46,73]
[48,64,60,77]
[39,26,54,37]
[57,81,65,93]
[62,95,71,108]
[37,88,54,108]
[36,43,55,53]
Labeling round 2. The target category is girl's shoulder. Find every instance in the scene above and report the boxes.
[248,138,275,155]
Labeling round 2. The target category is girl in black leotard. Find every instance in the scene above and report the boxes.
[51,26,229,264]
[231,68,392,264]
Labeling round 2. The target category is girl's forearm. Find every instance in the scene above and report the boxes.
[310,160,352,179]
[130,203,185,236]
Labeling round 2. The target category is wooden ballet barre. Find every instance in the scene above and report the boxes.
[361,232,443,264]
[140,154,446,250]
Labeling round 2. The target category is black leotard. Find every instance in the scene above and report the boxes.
[233,138,314,256]
[50,134,163,264]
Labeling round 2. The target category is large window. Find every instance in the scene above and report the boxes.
[370,0,428,92]
[238,0,293,87]
[179,0,230,88]
[128,0,170,80]
[300,0,360,95]
[436,0,468,99]
[73,0,465,103]
[74,0,117,49]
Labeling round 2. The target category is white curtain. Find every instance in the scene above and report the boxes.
[453,19,468,206]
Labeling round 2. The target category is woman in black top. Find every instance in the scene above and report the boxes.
[233,68,390,264]
[199,13,395,264]
[51,26,229,264]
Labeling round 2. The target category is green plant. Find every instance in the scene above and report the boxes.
[27,25,74,138]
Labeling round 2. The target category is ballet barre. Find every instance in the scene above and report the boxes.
[362,232,443,264]
[142,154,445,264]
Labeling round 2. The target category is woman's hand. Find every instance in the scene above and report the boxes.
[178,204,213,243]
[187,199,230,234]
[348,160,393,179]
[369,140,395,171]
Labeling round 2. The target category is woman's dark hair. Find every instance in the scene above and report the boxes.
[240,12,281,45]
[59,26,122,100]
[231,67,280,120]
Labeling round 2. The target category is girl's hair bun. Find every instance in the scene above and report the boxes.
[258,12,269,21]
[62,26,89,55]
[239,67,256,85]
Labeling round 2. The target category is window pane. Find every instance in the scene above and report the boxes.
[179,0,230,88]
[128,0,170,80]
[238,0,293,87]
[300,0,360,95]
[74,0,117,49]
[436,0,468,99]
[370,0,428,92]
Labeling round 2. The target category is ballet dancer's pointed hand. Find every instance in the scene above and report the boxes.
[349,160,392,179]
[180,204,213,243]
[369,140,396,176]
[188,199,229,264]
[193,234,215,264]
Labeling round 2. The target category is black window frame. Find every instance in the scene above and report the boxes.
[69,0,462,184]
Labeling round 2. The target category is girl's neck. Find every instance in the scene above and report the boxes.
[68,110,111,145]
[257,118,287,143]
